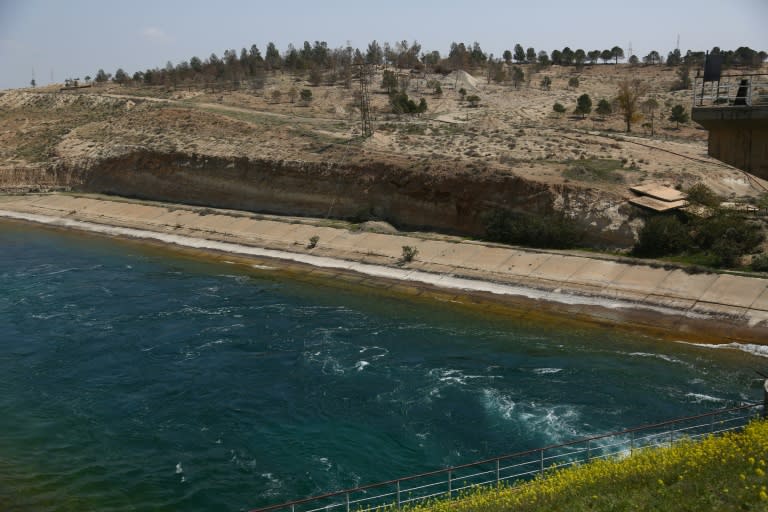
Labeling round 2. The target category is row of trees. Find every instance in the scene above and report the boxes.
[555,93,689,128]
[95,41,766,89]
[551,79,689,132]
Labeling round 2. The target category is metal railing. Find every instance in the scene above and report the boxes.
[249,402,764,512]
[693,73,768,107]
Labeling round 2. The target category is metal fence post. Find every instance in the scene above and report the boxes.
[396,480,401,510]
[630,431,635,454]
[345,492,350,512]
[586,440,590,462]
[447,470,452,498]
[539,449,544,476]
[495,459,500,486]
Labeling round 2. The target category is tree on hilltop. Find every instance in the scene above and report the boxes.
[600,49,612,64]
[667,48,682,66]
[526,47,537,63]
[190,56,202,73]
[644,50,661,65]
[503,50,512,65]
[561,47,574,66]
[95,68,110,83]
[587,50,600,65]
[114,68,128,84]
[514,44,525,63]
[611,46,625,64]
[366,40,383,65]
[265,42,282,70]
[574,49,586,67]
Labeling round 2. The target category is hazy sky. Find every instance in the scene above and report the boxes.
[1,0,766,89]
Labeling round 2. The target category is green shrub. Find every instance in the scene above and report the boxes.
[632,215,692,257]
[751,253,768,272]
[391,92,426,114]
[399,245,418,265]
[553,102,566,113]
[596,98,612,116]
[484,210,585,249]
[693,210,764,267]
[563,158,625,183]
[686,183,720,207]
[633,210,763,267]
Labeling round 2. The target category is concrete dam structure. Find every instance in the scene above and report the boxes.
[692,72,768,178]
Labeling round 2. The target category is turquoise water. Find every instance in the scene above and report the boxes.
[0,221,763,511]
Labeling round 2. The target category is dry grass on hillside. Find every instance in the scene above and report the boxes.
[2,63,767,201]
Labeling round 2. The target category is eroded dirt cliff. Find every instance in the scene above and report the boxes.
[2,150,634,246]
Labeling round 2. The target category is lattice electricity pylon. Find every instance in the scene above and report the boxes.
[358,64,374,138]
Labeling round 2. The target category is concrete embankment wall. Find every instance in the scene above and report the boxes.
[1,193,767,344]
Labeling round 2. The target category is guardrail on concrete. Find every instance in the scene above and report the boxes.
[250,402,764,512]
[693,73,768,107]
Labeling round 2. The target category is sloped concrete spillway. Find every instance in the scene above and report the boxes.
[1,194,767,344]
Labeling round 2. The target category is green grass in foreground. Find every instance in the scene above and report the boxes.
[407,421,768,512]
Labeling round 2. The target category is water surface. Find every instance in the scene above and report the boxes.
[0,221,762,511]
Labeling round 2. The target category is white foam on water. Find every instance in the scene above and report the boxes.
[359,346,389,360]
[354,360,370,371]
[482,388,586,444]
[532,368,563,375]
[260,472,284,495]
[316,456,332,472]
[673,340,768,359]
[685,392,725,403]
[175,462,183,474]
[482,388,516,420]
[0,210,712,318]
[623,351,691,367]
[429,368,485,387]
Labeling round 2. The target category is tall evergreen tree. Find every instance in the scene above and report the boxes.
[513,44,525,63]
